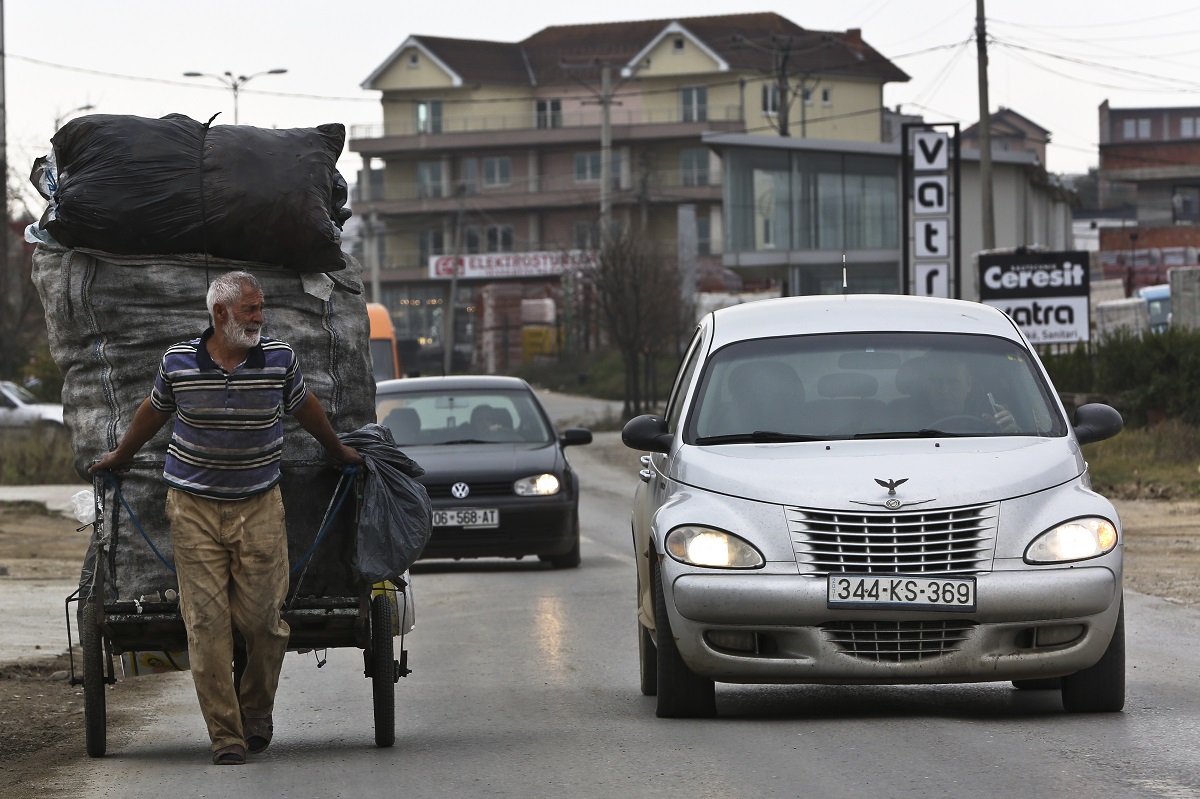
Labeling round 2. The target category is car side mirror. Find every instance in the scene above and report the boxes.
[559,428,593,447]
[622,414,672,453]
[1073,403,1123,446]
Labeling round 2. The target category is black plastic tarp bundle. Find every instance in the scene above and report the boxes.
[338,424,432,584]
[32,113,351,272]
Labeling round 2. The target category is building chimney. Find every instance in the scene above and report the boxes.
[844,28,863,54]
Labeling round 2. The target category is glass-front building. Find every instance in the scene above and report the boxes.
[716,135,904,295]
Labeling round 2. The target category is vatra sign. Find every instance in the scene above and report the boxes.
[903,123,959,298]
[978,251,1090,344]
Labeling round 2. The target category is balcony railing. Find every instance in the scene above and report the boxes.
[354,168,721,204]
[350,105,744,140]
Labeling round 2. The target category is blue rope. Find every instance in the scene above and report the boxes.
[99,466,362,578]
[101,471,176,573]
[289,467,359,577]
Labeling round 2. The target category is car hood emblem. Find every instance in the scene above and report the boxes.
[852,477,933,510]
[874,478,908,495]
[451,482,470,499]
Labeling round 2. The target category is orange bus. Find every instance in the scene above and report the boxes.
[366,302,402,382]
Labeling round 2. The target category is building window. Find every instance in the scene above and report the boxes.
[464,226,482,254]
[486,225,514,253]
[482,157,512,188]
[673,37,685,52]
[681,148,709,187]
[408,53,419,68]
[575,221,599,250]
[802,86,813,106]
[417,161,443,198]
[1123,118,1151,140]
[762,84,780,117]
[575,152,601,183]
[460,158,478,195]
[536,99,562,129]
[418,228,445,265]
[681,86,707,123]
[696,215,711,256]
[1182,118,1199,138]
[416,100,442,134]
[821,87,832,106]
[1173,187,1199,224]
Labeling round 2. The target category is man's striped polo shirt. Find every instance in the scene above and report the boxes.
[151,327,309,500]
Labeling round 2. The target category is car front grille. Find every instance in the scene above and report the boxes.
[821,620,976,662]
[787,504,997,575]
[422,480,514,499]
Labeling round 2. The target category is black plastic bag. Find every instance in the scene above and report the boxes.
[41,113,349,272]
[339,424,432,584]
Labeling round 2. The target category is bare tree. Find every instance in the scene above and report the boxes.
[588,229,686,417]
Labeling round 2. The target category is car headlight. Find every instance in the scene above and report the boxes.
[513,473,560,496]
[665,526,764,569]
[1025,517,1118,564]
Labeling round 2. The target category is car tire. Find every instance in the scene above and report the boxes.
[638,621,657,696]
[545,513,581,569]
[1061,601,1125,713]
[652,557,716,718]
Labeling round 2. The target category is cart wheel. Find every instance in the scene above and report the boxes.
[370,593,396,748]
[81,599,107,758]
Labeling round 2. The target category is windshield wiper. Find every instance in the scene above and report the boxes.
[439,438,491,445]
[695,431,825,444]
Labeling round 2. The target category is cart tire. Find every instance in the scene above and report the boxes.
[81,599,107,757]
[371,594,396,748]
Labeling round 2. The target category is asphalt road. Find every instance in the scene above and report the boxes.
[24,405,1200,798]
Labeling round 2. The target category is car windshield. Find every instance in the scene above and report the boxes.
[376,388,553,446]
[686,332,1066,443]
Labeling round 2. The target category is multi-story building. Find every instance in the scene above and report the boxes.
[1096,100,1200,291]
[349,12,908,370]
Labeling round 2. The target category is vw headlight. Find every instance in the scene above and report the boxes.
[1025,517,1118,564]
[514,473,560,496]
[665,526,764,569]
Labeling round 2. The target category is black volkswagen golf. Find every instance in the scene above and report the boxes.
[375,375,592,568]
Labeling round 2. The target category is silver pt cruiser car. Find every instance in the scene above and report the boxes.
[623,295,1125,717]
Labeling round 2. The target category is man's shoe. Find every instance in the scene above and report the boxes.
[244,716,273,754]
[212,743,246,765]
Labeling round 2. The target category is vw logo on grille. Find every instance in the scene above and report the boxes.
[451,482,471,499]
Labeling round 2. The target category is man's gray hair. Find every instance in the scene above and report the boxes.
[206,271,262,321]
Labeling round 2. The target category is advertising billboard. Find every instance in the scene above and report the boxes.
[978,250,1090,344]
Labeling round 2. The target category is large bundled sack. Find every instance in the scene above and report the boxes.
[33,114,350,272]
[32,245,375,600]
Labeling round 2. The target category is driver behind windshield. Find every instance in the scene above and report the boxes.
[917,357,1018,433]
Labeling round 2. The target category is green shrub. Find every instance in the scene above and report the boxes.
[0,428,82,485]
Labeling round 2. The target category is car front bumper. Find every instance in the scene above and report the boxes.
[662,562,1123,684]
[420,496,577,560]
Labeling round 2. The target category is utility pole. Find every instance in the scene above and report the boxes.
[599,63,613,243]
[976,0,995,250]
[442,184,466,375]
[0,0,9,297]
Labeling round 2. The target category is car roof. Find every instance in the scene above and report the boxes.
[376,375,534,394]
[707,294,1023,349]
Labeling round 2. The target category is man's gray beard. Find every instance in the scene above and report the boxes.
[222,316,261,349]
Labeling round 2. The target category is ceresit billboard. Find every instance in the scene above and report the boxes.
[978,251,1090,344]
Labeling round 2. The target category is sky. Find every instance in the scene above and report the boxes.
[6,0,1200,216]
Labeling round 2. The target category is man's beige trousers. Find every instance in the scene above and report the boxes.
[166,486,290,752]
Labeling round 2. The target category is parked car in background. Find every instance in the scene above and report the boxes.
[376,375,592,568]
[623,294,1126,717]
[0,380,64,432]
[1136,283,1171,333]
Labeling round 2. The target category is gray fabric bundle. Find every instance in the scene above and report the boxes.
[32,245,375,600]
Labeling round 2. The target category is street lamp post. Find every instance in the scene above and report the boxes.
[182,69,287,125]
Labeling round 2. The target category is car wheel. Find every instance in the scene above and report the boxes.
[652,557,715,718]
[638,621,657,696]
[545,513,581,569]
[1061,601,1125,713]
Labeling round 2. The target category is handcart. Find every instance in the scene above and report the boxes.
[65,464,412,758]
